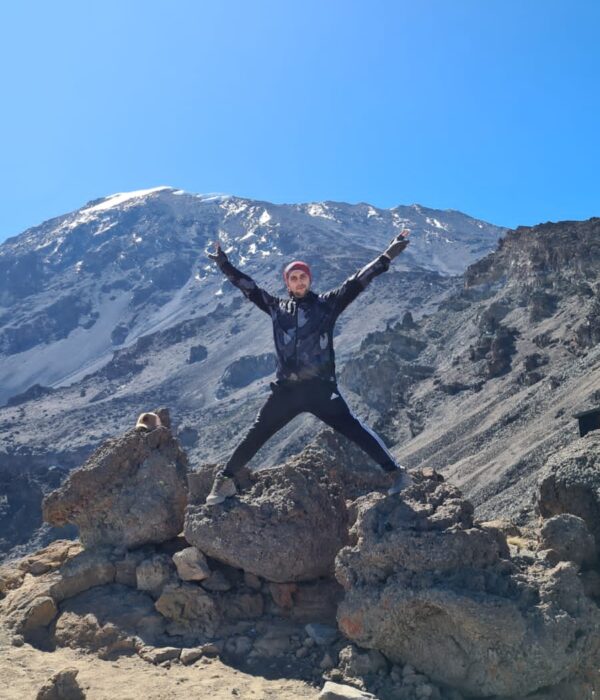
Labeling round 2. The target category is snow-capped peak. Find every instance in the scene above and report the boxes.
[80,186,174,215]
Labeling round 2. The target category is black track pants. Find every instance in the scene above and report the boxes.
[222,379,398,479]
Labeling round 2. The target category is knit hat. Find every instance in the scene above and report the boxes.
[283,260,312,284]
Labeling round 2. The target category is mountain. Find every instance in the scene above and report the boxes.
[0,187,504,558]
[0,186,504,404]
[341,217,600,523]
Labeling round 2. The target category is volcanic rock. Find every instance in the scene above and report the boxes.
[335,470,600,697]
[54,584,165,658]
[42,410,188,549]
[173,546,211,582]
[35,668,85,700]
[539,432,600,557]
[184,461,348,582]
[539,514,597,568]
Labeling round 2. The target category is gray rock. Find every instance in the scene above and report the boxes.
[305,622,339,646]
[539,433,600,558]
[154,582,220,637]
[338,645,388,677]
[318,681,376,699]
[243,571,262,590]
[184,460,348,582]
[138,646,181,664]
[0,547,116,638]
[36,668,85,700]
[53,584,165,657]
[539,514,597,568]
[201,569,231,592]
[224,635,253,656]
[336,470,600,697]
[136,554,174,598]
[43,414,188,549]
[180,647,204,665]
[172,547,211,582]
[320,652,335,670]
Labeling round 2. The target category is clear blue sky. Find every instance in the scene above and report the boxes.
[1,0,598,241]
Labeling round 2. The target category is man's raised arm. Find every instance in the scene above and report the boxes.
[207,241,277,315]
[322,230,410,318]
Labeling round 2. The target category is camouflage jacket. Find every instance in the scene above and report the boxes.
[216,254,391,383]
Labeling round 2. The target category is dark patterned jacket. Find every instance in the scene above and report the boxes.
[216,254,391,384]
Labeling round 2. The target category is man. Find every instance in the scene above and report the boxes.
[205,230,413,505]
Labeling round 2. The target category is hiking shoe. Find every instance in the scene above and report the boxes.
[387,468,413,495]
[206,474,237,506]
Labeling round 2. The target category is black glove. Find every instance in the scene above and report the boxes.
[384,230,410,260]
[207,241,228,266]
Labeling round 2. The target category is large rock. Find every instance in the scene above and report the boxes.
[539,432,600,557]
[36,668,85,700]
[539,514,597,568]
[0,546,116,639]
[43,409,188,548]
[336,470,600,698]
[54,584,166,657]
[154,582,220,637]
[184,460,348,582]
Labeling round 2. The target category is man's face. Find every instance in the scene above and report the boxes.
[286,269,311,298]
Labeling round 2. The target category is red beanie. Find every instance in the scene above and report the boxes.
[283,260,312,284]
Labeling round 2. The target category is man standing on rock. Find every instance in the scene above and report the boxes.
[205,230,413,505]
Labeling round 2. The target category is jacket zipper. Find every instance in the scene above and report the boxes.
[293,300,299,369]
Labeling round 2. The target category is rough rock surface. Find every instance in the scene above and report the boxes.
[172,546,211,582]
[54,584,167,658]
[538,432,600,556]
[185,461,348,582]
[0,545,116,640]
[35,667,85,700]
[42,410,188,548]
[539,514,597,568]
[336,469,600,697]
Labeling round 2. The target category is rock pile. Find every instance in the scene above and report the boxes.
[42,409,188,549]
[335,469,600,697]
[3,411,600,699]
[185,458,348,582]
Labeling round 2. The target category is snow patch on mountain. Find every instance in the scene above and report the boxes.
[306,203,336,221]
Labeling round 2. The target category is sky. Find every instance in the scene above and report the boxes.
[0,0,599,241]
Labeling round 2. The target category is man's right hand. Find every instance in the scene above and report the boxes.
[207,240,228,265]
[384,229,410,260]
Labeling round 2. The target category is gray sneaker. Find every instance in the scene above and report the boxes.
[206,474,237,506]
[387,469,413,495]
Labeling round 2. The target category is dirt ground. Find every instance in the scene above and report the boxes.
[0,625,319,700]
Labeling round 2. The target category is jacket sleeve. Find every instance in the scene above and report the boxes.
[321,254,391,318]
[216,258,278,315]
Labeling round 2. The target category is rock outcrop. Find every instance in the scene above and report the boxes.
[185,460,348,582]
[335,469,600,697]
[538,432,600,557]
[42,409,188,549]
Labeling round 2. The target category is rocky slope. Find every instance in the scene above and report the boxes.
[2,414,600,699]
[341,217,600,523]
[0,188,504,559]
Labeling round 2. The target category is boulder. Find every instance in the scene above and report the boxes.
[0,547,116,638]
[36,668,85,700]
[184,461,348,582]
[318,682,375,700]
[136,554,175,598]
[43,409,188,549]
[338,645,388,677]
[172,547,211,582]
[539,514,597,568]
[539,432,600,557]
[154,582,220,637]
[54,584,165,658]
[336,470,600,697]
